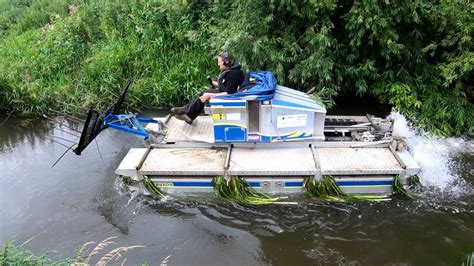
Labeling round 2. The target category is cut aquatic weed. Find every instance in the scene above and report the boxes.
[303,176,390,202]
[303,175,345,201]
[121,176,134,186]
[408,174,422,189]
[213,176,291,205]
[142,176,166,200]
[463,252,473,266]
[393,175,415,200]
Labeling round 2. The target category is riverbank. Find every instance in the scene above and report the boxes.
[1,1,472,136]
[1,239,148,265]
[1,241,76,265]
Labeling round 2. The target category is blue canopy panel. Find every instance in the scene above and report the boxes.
[214,71,277,101]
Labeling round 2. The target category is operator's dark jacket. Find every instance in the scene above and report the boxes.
[186,63,244,120]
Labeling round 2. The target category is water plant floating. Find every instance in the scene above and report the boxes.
[143,176,166,199]
[213,176,293,205]
[408,174,422,189]
[303,176,390,202]
[392,175,415,200]
[121,176,134,186]
[303,175,345,201]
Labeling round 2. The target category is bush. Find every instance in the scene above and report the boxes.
[0,0,472,135]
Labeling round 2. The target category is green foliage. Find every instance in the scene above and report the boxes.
[0,0,215,114]
[212,0,473,136]
[1,240,76,265]
[0,0,78,38]
[1,238,145,265]
[0,0,472,135]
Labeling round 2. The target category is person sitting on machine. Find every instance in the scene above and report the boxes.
[171,51,244,124]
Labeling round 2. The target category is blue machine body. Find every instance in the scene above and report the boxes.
[210,71,326,143]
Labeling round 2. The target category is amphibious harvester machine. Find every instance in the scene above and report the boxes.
[75,73,420,196]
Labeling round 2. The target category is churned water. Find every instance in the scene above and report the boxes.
[391,112,473,194]
[0,111,472,265]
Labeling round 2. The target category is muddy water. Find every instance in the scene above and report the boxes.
[0,111,473,265]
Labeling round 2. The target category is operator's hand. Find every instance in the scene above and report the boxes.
[199,93,212,102]
[212,80,218,87]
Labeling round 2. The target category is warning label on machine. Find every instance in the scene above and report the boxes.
[212,113,226,120]
[212,113,241,121]
[277,114,307,128]
[226,113,241,121]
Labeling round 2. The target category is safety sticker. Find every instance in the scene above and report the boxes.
[212,113,226,120]
[277,114,307,128]
[226,113,241,121]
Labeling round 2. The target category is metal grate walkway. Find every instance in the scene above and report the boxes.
[137,145,403,177]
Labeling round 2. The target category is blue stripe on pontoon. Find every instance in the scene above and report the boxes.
[248,182,260,187]
[285,182,303,187]
[172,182,213,187]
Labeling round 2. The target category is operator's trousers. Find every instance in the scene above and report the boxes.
[185,88,219,120]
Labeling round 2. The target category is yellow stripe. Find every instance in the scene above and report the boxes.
[260,131,311,137]
[288,131,303,138]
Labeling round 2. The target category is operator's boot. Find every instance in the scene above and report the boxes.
[175,113,193,125]
[170,106,186,115]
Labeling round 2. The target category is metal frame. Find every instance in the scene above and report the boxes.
[103,113,158,138]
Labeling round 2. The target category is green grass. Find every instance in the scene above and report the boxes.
[1,241,76,265]
[0,0,216,115]
[1,237,147,265]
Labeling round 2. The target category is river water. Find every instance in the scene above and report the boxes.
[0,110,473,265]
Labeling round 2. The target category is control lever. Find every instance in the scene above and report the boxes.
[207,76,213,87]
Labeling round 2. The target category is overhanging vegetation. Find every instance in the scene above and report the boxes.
[0,0,472,135]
